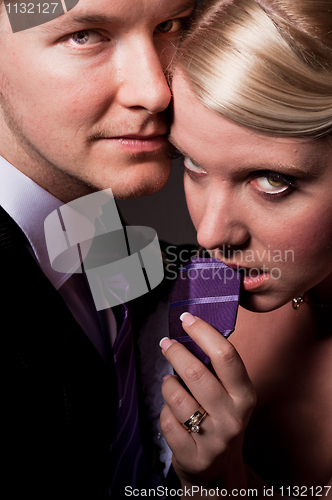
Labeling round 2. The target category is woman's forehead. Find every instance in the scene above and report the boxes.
[171,71,332,174]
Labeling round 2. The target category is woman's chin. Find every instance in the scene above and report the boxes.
[239,290,291,313]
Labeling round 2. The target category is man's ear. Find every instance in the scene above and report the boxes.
[5,0,80,33]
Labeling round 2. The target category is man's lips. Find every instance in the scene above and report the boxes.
[98,133,169,153]
[113,133,168,139]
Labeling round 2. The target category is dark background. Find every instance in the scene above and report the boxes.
[117,157,197,246]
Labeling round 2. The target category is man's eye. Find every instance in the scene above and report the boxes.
[155,18,189,34]
[251,172,296,195]
[69,30,106,46]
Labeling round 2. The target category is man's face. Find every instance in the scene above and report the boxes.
[0,0,195,202]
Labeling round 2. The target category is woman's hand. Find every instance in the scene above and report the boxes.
[160,312,256,493]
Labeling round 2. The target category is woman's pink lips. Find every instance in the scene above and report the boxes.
[223,263,270,291]
[241,271,270,291]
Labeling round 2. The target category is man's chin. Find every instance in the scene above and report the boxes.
[54,154,172,202]
[111,160,172,200]
[113,177,169,200]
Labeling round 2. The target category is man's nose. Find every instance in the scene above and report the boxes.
[116,38,171,114]
[196,194,250,252]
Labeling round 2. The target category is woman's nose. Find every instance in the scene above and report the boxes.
[196,196,250,252]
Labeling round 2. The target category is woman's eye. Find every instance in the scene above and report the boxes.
[68,30,106,46]
[183,157,207,177]
[251,173,295,195]
[155,18,189,34]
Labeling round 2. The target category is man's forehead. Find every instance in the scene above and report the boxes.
[3,0,196,34]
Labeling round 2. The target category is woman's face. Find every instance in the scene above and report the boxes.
[171,71,332,312]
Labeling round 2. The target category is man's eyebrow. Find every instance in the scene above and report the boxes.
[38,14,120,32]
[167,0,197,18]
[69,14,123,25]
[70,1,196,26]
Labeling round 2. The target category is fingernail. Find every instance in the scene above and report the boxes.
[162,374,172,382]
[180,312,196,327]
[159,337,173,352]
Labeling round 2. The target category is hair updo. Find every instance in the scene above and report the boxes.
[174,0,332,138]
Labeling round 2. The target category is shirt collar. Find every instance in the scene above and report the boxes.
[0,155,76,289]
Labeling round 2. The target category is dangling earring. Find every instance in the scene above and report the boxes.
[292,295,304,310]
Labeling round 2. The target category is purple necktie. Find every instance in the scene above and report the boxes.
[108,304,162,497]
[169,257,240,365]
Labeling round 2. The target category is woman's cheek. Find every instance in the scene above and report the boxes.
[184,183,202,230]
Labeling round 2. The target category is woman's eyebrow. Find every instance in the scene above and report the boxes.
[168,135,186,155]
[168,135,207,168]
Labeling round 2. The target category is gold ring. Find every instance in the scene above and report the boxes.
[182,406,207,433]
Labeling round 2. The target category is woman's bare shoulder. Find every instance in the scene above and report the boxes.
[232,302,332,487]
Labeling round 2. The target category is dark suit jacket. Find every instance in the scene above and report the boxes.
[1,205,121,498]
[1,205,187,498]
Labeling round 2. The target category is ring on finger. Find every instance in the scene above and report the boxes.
[182,406,207,433]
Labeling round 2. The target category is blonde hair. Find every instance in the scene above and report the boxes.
[175,0,332,138]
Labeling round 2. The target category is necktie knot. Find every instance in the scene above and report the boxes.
[169,257,240,365]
